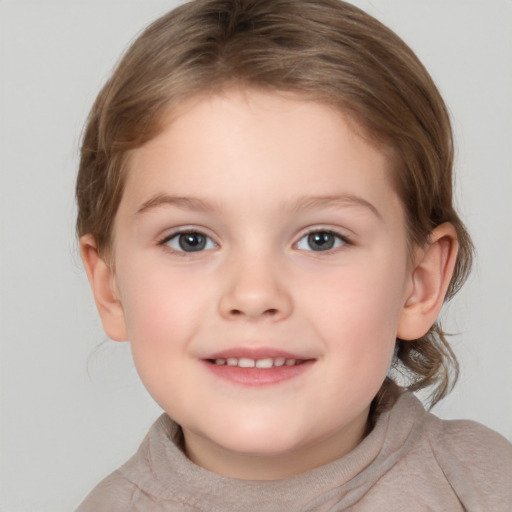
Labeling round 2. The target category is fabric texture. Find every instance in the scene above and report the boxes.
[76,392,512,511]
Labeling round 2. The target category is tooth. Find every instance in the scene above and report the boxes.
[227,358,238,366]
[285,358,296,366]
[274,357,285,367]
[256,358,273,369]
[238,358,256,368]
[215,358,226,365]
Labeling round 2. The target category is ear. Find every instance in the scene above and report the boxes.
[80,234,128,342]
[397,223,458,340]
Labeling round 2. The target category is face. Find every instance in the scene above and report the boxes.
[110,89,415,478]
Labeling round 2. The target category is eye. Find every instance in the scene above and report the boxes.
[296,231,347,252]
[162,231,217,253]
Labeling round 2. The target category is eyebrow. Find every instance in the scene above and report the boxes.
[135,193,382,219]
[287,194,382,220]
[135,194,220,215]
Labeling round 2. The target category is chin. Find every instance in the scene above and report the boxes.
[226,437,301,457]
[208,418,313,457]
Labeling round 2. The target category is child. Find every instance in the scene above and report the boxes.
[75,0,512,510]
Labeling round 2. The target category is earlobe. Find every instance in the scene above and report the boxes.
[397,223,458,340]
[80,234,128,342]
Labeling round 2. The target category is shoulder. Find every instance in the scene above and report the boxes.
[75,414,183,512]
[424,413,512,510]
[426,415,512,469]
[75,470,141,512]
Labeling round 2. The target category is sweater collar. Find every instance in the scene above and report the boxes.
[119,391,426,511]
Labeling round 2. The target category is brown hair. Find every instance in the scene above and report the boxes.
[76,0,473,408]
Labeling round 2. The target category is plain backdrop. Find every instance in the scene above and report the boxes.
[1,1,511,510]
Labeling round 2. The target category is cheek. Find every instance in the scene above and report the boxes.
[116,265,209,409]
[117,261,208,350]
[302,256,407,364]
[311,276,401,407]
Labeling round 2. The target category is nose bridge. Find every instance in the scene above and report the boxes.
[218,245,293,321]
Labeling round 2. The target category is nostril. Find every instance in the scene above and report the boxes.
[228,307,279,318]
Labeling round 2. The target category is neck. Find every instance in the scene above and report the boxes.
[182,408,370,480]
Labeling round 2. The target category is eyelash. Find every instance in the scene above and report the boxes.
[295,229,351,253]
[158,229,217,254]
[157,228,352,255]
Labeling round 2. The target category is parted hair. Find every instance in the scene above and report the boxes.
[76,0,473,408]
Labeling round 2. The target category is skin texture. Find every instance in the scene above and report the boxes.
[81,89,458,480]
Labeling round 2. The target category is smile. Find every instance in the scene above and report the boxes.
[202,350,315,386]
[209,357,305,368]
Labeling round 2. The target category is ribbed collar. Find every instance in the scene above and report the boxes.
[119,392,427,511]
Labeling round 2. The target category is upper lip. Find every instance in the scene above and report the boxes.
[203,347,314,361]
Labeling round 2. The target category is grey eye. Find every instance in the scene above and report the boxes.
[165,232,216,252]
[297,231,345,251]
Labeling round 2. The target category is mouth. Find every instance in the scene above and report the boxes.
[206,357,307,368]
[202,349,315,386]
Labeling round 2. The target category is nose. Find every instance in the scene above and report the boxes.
[218,253,293,322]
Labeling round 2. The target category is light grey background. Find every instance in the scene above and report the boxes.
[1,1,511,510]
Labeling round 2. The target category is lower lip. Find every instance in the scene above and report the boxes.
[202,360,315,386]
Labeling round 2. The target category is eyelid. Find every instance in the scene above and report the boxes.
[157,227,219,252]
[156,225,352,253]
[294,227,352,251]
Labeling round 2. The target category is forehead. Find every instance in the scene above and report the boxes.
[121,89,401,220]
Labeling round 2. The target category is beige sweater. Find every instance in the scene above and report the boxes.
[76,392,512,511]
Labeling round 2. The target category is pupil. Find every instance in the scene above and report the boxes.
[179,233,206,252]
[308,232,334,251]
